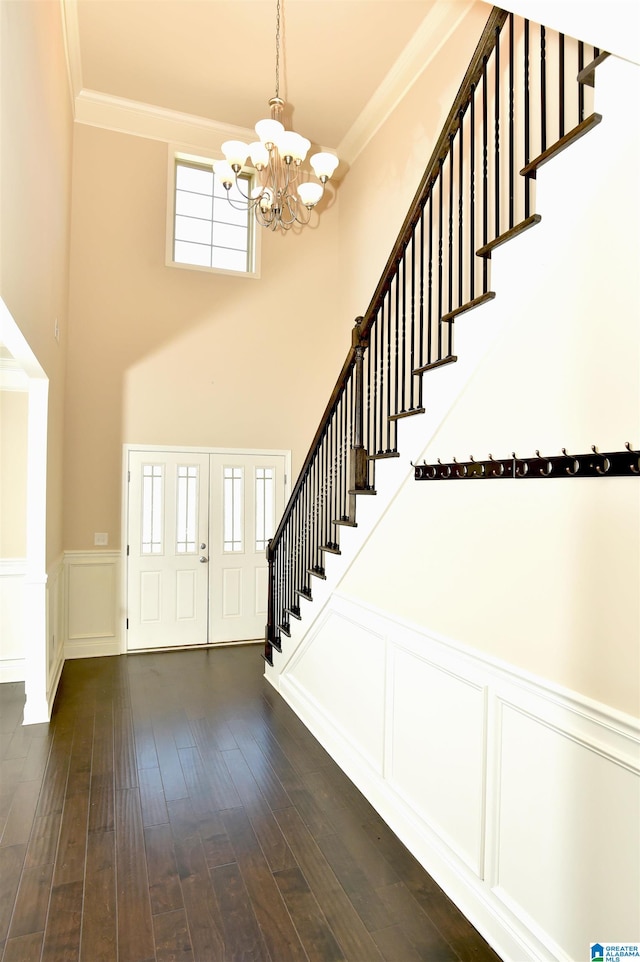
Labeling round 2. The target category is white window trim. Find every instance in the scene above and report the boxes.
[165,144,262,279]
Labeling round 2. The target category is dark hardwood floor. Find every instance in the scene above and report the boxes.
[0,645,503,962]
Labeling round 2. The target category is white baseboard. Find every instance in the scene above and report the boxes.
[0,658,26,684]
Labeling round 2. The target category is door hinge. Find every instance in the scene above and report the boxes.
[126,618,129,629]
[128,470,131,482]
[127,545,130,556]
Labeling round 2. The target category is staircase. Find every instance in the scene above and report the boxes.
[264,6,604,667]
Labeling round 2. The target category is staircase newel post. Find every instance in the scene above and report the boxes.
[264,539,275,664]
[350,317,370,493]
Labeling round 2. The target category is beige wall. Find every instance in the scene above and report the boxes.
[0,0,72,567]
[337,53,640,716]
[64,125,345,549]
[337,3,491,324]
[0,390,28,557]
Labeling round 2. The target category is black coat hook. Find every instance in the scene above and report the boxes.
[561,448,579,475]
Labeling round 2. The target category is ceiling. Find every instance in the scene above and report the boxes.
[64,0,477,163]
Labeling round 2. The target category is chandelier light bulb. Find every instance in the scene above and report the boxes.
[255,118,284,150]
[221,140,249,171]
[213,159,235,189]
[259,187,275,211]
[310,151,339,183]
[278,131,311,165]
[248,141,269,171]
[297,181,324,209]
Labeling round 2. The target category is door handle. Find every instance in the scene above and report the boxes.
[200,556,209,563]
[200,543,207,550]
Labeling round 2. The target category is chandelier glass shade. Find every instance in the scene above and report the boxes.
[213,1,339,232]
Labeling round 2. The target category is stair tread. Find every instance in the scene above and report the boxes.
[476,215,541,258]
[413,355,457,375]
[320,544,341,555]
[388,407,425,422]
[441,291,495,323]
[520,113,602,177]
[348,488,377,496]
[368,450,400,460]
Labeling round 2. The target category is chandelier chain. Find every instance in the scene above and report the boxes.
[274,0,281,99]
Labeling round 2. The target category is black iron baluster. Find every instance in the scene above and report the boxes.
[524,19,531,217]
[418,207,425,374]
[558,32,565,139]
[448,133,454,318]
[400,252,407,412]
[438,160,444,358]
[578,41,585,121]
[494,25,501,241]
[470,85,476,300]
[458,112,464,308]
[379,303,385,452]
[540,25,547,153]
[386,290,392,448]
[508,13,514,228]
[428,189,434,364]
[482,56,489,293]
[409,232,416,410]
[394,270,400,415]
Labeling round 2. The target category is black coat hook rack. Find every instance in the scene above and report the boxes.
[413,443,640,481]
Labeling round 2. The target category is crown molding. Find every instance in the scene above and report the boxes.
[337,0,476,165]
[74,89,255,153]
[61,0,476,167]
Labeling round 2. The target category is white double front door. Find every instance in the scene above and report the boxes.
[126,448,287,651]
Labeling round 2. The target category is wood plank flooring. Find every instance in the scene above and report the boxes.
[0,645,503,962]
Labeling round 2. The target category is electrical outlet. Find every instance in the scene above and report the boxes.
[94,532,108,546]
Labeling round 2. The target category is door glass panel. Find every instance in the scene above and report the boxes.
[223,466,243,552]
[176,465,198,553]
[141,464,163,554]
[255,467,274,551]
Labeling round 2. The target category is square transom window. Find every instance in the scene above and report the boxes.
[172,159,254,274]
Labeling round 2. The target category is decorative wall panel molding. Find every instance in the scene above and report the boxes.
[64,551,122,658]
[274,592,640,962]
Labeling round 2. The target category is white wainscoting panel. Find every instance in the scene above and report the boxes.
[489,698,640,962]
[283,606,387,774]
[0,559,26,681]
[65,551,121,658]
[271,591,640,962]
[389,643,487,876]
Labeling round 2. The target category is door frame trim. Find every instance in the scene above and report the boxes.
[121,443,292,651]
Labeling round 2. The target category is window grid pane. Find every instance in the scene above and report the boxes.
[141,465,163,554]
[176,465,198,553]
[223,467,243,552]
[174,160,251,273]
[255,467,274,552]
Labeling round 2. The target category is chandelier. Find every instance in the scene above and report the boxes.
[214,0,339,232]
